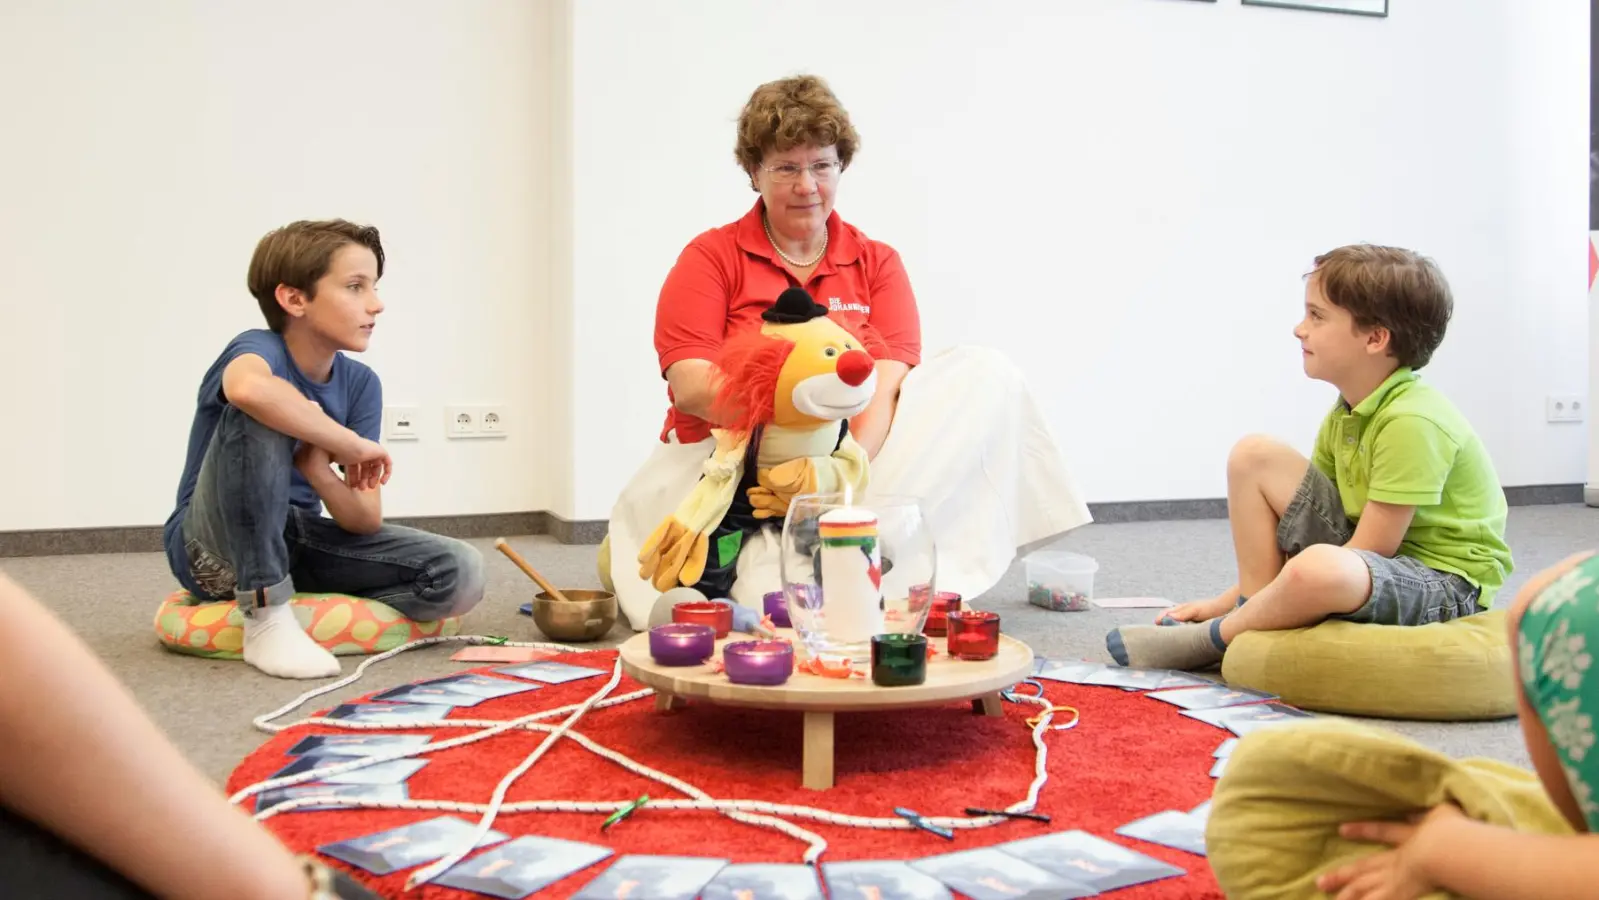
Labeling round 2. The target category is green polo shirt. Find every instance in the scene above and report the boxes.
[1311,367,1513,606]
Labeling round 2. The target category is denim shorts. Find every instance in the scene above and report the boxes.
[1277,465,1481,626]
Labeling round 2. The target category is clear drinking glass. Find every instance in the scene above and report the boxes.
[779,492,937,662]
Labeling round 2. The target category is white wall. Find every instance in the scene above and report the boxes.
[0,0,555,530]
[1,0,1590,531]
[561,0,1593,521]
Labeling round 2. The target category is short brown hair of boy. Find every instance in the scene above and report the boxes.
[247,219,386,333]
[1309,243,1453,369]
[734,74,861,177]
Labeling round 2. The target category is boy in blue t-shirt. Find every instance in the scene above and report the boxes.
[164,220,485,679]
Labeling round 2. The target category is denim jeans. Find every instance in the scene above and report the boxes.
[177,406,485,622]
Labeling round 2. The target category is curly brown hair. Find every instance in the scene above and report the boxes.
[247,219,385,333]
[734,75,860,178]
[1308,244,1453,370]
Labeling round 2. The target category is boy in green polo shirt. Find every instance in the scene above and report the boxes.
[1107,243,1512,671]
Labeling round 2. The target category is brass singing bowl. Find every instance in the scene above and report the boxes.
[531,589,618,642]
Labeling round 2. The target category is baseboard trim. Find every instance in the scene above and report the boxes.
[1,484,1587,558]
[1086,499,1229,523]
[0,511,609,559]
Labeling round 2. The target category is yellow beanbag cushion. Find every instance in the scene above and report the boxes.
[1206,718,1570,900]
[1220,610,1516,720]
[597,533,616,595]
[153,589,463,659]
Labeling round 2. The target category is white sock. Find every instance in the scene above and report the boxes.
[242,603,341,679]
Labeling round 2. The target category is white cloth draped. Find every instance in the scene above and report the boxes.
[605,346,1093,630]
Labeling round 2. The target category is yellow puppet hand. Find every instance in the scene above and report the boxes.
[637,431,748,590]
[749,457,819,520]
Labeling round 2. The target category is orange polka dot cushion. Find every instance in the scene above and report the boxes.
[153,590,464,659]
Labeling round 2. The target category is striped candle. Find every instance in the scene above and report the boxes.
[817,507,884,645]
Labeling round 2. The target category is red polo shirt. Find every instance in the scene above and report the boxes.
[653,200,922,444]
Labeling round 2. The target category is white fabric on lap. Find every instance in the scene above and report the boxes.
[606,345,1092,630]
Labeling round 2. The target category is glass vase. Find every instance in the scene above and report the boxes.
[779,492,936,662]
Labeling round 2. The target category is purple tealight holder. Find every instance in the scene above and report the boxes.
[763,591,792,629]
[722,640,795,686]
[649,623,716,667]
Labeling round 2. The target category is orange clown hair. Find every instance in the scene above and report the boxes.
[708,315,885,437]
[708,329,793,437]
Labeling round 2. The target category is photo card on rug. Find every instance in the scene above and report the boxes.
[415,673,544,700]
[317,816,509,876]
[451,646,558,663]
[1091,596,1175,609]
[255,783,408,814]
[699,863,824,900]
[496,661,610,684]
[271,756,427,786]
[1079,667,1212,692]
[1116,810,1208,856]
[372,683,494,707]
[820,861,955,900]
[286,733,433,758]
[1033,661,1109,684]
[911,847,1095,900]
[326,702,455,724]
[433,835,614,899]
[570,855,729,900]
[1182,702,1313,736]
[995,829,1186,892]
[1146,684,1277,711]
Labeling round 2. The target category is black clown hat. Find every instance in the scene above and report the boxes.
[762,287,830,324]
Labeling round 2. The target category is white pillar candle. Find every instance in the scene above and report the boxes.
[817,507,884,644]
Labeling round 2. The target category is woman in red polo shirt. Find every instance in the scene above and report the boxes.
[604,75,1091,630]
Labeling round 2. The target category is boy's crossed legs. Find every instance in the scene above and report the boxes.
[1106,435,1479,671]
[180,406,485,679]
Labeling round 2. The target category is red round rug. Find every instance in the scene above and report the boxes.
[228,649,1227,899]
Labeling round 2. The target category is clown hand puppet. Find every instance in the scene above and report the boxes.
[636,287,878,596]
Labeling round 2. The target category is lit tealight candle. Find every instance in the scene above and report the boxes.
[649,623,716,667]
[722,640,795,686]
[673,601,733,639]
[871,633,928,687]
[912,584,963,637]
[946,610,1001,661]
[763,591,792,629]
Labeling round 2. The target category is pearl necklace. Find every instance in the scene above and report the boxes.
[763,214,828,268]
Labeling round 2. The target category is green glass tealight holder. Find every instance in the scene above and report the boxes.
[871,633,928,687]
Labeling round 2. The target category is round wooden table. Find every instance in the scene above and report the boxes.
[617,630,1035,790]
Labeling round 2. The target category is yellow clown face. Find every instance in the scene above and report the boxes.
[764,314,877,429]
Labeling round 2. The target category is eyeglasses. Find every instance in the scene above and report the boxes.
[759,159,842,183]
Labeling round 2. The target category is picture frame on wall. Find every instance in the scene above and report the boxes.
[1242,0,1387,16]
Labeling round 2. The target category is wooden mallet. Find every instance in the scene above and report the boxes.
[494,538,572,604]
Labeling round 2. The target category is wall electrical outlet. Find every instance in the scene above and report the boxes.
[445,406,478,438]
[383,406,420,441]
[445,405,508,439]
[478,406,507,435]
[1547,395,1585,423]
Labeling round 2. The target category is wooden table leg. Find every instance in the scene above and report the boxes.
[655,693,682,712]
[973,693,1003,717]
[803,711,835,790]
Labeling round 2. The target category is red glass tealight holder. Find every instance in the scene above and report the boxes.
[672,601,732,639]
[915,585,963,636]
[946,610,1000,661]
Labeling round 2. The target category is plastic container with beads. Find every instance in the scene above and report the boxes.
[1025,550,1098,612]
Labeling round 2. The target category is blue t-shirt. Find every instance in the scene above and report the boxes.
[162,329,382,585]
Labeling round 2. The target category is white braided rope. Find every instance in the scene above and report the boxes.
[234,634,1067,889]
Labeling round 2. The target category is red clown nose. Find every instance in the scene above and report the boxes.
[836,349,874,387]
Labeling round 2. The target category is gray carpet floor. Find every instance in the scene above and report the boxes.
[3,504,1594,784]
